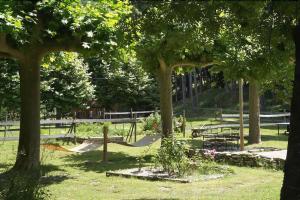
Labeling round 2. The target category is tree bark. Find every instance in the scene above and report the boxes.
[158,58,173,138]
[13,56,41,172]
[248,79,261,144]
[281,24,300,200]
[181,74,186,105]
[194,69,198,106]
[239,79,244,151]
[188,72,193,106]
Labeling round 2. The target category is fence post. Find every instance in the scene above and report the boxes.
[220,108,223,121]
[103,125,108,163]
[103,108,106,119]
[130,108,133,119]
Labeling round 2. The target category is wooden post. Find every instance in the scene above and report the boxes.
[130,108,133,119]
[103,108,106,119]
[134,121,137,142]
[103,125,108,163]
[4,114,7,139]
[182,110,186,138]
[239,79,245,151]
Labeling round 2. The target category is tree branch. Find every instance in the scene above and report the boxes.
[171,61,215,69]
[41,36,83,55]
[0,33,23,60]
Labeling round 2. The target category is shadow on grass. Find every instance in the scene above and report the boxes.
[0,164,72,200]
[0,163,13,171]
[62,150,154,173]
[261,134,288,142]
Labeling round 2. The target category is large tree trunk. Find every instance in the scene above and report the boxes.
[13,56,41,172]
[248,79,261,144]
[281,24,300,200]
[158,58,173,138]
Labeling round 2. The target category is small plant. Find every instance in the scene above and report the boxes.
[154,137,191,177]
[197,160,234,175]
[173,115,185,133]
[142,113,161,134]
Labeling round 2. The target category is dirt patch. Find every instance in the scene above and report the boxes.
[106,167,225,183]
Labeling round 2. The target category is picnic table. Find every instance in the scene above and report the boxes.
[191,122,290,138]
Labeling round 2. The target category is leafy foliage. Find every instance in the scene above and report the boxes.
[142,113,161,134]
[154,137,190,177]
[0,53,95,116]
[0,59,20,114]
[133,1,218,72]
[41,52,94,115]
[87,54,159,111]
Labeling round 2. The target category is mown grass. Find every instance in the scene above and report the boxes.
[0,118,288,200]
[0,137,286,199]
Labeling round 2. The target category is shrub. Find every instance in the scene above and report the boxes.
[154,137,191,177]
[142,113,161,134]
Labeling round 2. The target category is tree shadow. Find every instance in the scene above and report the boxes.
[62,150,154,173]
[0,164,72,200]
[0,163,12,171]
[260,134,288,142]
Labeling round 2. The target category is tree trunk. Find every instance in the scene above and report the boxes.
[188,72,193,106]
[281,24,300,200]
[158,58,173,138]
[248,79,261,144]
[181,74,186,105]
[13,56,41,172]
[239,79,244,151]
[194,69,198,106]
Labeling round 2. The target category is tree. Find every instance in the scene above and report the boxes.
[41,52,95,116]
[0,0,130,172]
[133,1,217,137]
[0,53,95,119]
[281,22,300,200]
[0,59,20,120]
[248,79,261,144]
[212,1,293,144]
[86,54,159,111]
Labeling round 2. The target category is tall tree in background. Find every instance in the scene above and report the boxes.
[0,53,95,118]
[214,2,294,144]
[0,59,20,117]
[41,52,95,116]
[0,0,130,172]
[86,54,159,111]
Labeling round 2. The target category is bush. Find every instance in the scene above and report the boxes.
[154,137,191,177]
[142,113,161,134]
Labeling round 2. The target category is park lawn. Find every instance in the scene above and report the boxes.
[0,138,284,200]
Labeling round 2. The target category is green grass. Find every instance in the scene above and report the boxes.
[0,139,285,199]
[0,118,288,200]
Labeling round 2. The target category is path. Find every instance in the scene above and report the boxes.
[255,150,287,160]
